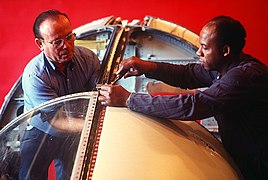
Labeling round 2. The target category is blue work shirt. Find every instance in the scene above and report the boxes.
[22,46,100,136]
[127,53,268,179]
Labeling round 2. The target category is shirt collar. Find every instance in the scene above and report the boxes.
[43,52,75,71]
[225,53,245,73]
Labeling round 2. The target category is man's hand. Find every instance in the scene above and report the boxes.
[117,56,157,78]
[98,84,131,107]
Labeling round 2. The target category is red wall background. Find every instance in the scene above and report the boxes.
[0,0,267,107]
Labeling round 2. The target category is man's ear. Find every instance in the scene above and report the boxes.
[35,38,44,51]
[223,45,231,57]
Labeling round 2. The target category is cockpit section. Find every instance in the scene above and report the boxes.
[0,16,222,179]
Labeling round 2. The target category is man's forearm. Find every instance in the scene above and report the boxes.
[49,112,84,133]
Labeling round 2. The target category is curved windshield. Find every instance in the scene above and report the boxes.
[75,28,114,64]
[0,91,98,179]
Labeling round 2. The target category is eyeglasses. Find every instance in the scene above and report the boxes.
[40,32,76,48]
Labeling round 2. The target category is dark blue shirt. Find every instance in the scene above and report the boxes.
[22,46,100,136]
[127,53,268,178]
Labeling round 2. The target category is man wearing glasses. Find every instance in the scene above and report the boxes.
[20,10,100,179]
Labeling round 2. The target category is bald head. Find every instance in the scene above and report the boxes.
[33,9,70,39]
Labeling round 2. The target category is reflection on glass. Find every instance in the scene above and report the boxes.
[0,92,98,179]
